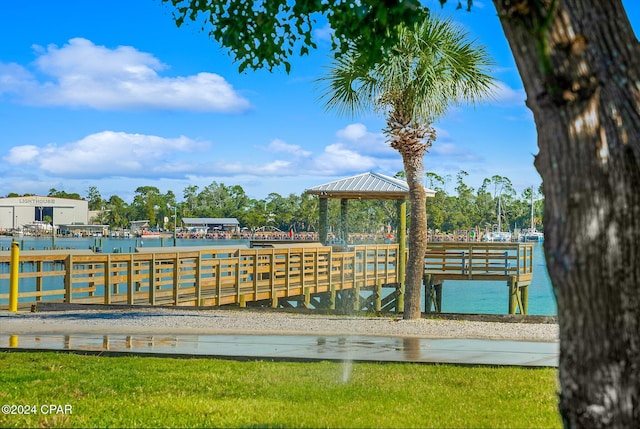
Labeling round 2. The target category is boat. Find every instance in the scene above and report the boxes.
[521,230,544,242]
[520,188,544,243]
[483,192,512,242]
[138,230,161,238]
[484,230,512,242]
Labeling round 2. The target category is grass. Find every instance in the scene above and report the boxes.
[0,352,561,428]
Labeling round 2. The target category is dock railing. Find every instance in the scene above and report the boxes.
[422,242,535,314]
[424,242,534,282]
[0,244,399,310]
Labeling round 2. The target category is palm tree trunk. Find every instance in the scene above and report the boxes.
[388,118,433,320]
[400,147,428,319]
[495,1,640,426]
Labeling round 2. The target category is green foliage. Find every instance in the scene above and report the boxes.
[47,188,82,200]
[103,195,129,229]
[424,174,544,233]
[162,0,430,73]
[0,352,561,428]
[24,171,543,234]
[85,186,104,211]
[318,15,496,124]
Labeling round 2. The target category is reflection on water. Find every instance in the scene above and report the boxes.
[0,333,560,367]
[402,337,421,360]
[4,333,182,352]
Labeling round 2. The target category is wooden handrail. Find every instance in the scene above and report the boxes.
[424,242,534,282]
[0,244,400,309]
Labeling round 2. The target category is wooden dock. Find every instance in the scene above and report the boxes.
[0,244,401,312]
[0,242,534,314]
[423,242,534,314]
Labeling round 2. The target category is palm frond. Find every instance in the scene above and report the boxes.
[316,51,382,118]
[318,13,497,126]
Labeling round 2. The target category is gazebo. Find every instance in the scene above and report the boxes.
[306,171,435,302]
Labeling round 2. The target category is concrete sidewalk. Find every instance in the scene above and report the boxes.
[0,333,559,367]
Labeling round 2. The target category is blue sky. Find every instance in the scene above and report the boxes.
[1,1,638,203]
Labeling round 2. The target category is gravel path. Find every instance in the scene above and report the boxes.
[0,308,559,341]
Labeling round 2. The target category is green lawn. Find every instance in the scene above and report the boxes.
[0,352,561,428]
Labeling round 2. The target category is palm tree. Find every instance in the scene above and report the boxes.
[319,16,496,319]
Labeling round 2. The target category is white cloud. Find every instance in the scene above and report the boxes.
[430,142,484,163]
[491,81,526,106]
[1,38,251,112]
[0,123,405,198]
[336,123,368,141]
[3,131,206,178]
[4,145,41,164]
[335,122,392,156]
[311,143,377,174]
[267,139,312,157]
[0,63,37,97]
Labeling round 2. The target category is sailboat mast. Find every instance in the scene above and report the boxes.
[498,193,502,231]
[530,187,535,231]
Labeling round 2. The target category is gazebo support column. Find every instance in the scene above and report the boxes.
[340,198,348,244]
[319,197,329,245]
[397,198,407,311]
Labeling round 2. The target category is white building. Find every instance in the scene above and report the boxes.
[0,196,89,231]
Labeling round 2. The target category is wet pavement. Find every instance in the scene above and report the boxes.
[0,333,558,367]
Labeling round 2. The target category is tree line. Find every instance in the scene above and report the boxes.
[6,171,543,235]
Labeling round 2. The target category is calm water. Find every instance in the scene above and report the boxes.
[0,237,556,315]
[435,243,556,315]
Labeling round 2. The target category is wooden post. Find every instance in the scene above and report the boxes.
[375,279,382,312]
[103,255,111,305]
[127,254,134,305]
[423,274,432,313]
[508,276,517,314]
[235,253,241,304]
[195,253,202,306]
[520,284,529,315]
[270,250,278,308]
[215,262,221,306]
[340,198,349,244]
[173,254,180,305]
[253,250,259,299]
[304,287,311,309]
[319,197,328,245]
[35,261,43,302]
[8,242,20,312]
[434,282,443,313]
[330,284,336,310]
[149,255,156,305]
[285,248,291,294]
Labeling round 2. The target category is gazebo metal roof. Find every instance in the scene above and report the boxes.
[305,172,435,199]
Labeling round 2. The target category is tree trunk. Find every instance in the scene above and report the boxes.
[401,147,428,319]
[494,1,640,427]
[388,118,433,320]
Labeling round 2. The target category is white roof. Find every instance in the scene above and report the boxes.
[182,218,240,225]
[306,172,435,199]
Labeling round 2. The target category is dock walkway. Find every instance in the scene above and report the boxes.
[1,242,534,314]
